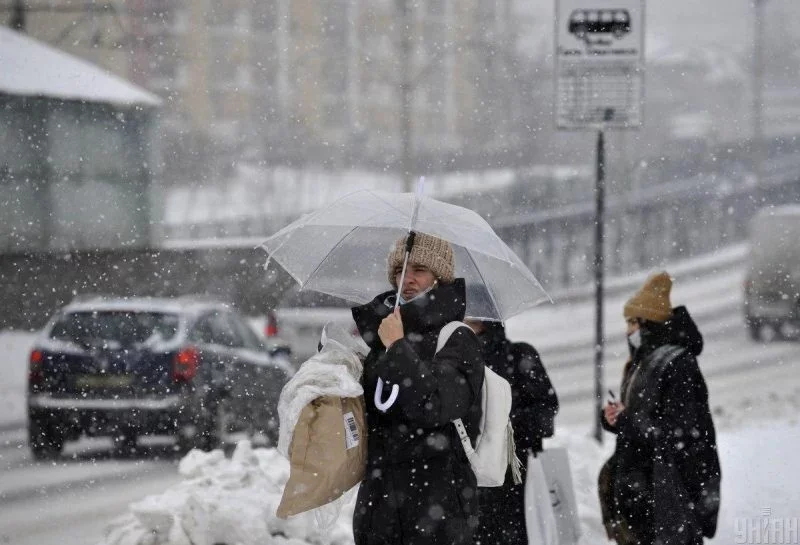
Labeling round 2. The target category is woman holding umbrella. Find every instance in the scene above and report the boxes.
[351,232,484,545]
[262,185,551,544]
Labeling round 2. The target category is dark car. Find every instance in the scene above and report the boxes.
[568,9,631,39]
[27,296,293,459]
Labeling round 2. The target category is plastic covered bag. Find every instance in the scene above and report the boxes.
[276,323,368,520]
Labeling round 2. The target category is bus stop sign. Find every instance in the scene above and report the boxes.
[555,0,644,129]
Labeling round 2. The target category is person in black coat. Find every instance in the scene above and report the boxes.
[467,319,559,545]
[351,233,485,545]
[600,272,721,545]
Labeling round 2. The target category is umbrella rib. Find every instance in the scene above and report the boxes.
[290,189,382,232]
[298,225,361,291]
[368,191,417,223]
[416,199,494,229]
[465,249,503,321]
[302,191,410,230]
[350,201,409,229]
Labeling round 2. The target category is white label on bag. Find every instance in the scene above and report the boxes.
[343,411,360,449]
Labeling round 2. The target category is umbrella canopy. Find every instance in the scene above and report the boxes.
[262,189,550,320]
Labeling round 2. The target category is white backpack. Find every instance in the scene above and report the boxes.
[437,321,523,487]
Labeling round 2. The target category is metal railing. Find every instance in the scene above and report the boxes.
[155,148,800,293]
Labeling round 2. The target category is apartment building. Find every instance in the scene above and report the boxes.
[3,0,522,179]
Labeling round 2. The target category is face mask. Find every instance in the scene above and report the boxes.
[627,329,642,356]
[397,281,437,306]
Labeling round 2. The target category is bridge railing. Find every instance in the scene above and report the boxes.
[155,150,800,294]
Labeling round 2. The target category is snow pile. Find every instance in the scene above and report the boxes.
[0,331,36,428]
[101,441,355,545]
[97,429,612,545]
[98,414,800,545]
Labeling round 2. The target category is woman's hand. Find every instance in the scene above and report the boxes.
[378,308,404,348]
[604,401,625,426]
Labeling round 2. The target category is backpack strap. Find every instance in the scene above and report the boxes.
[508,422,523,485]
[440,322,522,486]
[437,321,480,463]
[645,345,687,384]
[452,419,473,454]
[436,321,469,354]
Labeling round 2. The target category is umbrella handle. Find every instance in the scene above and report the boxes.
[374,378,399,412]
[394,233,416,310]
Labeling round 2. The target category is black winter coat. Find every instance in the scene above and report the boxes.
[601,306,721,545]
[475,322,558,545]
[351,278,484,545]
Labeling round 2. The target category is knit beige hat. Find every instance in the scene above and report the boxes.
[623,271,673,323]
[387,233,455,287]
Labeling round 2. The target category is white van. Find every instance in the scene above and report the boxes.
[744,205,800,341]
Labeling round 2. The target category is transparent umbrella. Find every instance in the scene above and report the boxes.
[261,187,550,321]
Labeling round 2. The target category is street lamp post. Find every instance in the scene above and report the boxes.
[9,0,25,31]
[392,2,521,193]
[753,0,766,149]
[398,0,414,193]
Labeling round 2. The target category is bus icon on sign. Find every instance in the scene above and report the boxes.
[568,9,631,40]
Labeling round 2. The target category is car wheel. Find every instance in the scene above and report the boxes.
[194,396,228,452]
[757,323,779,343]
[746,318,761,341]
[255,411,279,447]
[29,418,64,460]
[176,395,229,453]
[175,423,199,454]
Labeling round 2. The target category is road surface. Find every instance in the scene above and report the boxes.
[1,263,798,544]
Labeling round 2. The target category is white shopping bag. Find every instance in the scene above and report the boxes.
[525,452,559,545]
[539,448,581,545]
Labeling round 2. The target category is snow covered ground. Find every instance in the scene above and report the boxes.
[1,244,798,545]
[83,409,799,545]
[0,330,35,429]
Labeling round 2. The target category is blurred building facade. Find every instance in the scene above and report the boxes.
[0,25,159,251]
[2,0,533,184]
[5,0,800,190]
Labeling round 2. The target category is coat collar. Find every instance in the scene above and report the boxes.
[352,278,467,350]
[634,305,703,362]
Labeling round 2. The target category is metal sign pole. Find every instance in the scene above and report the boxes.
[594,128,606,443]
[555,0,644,444]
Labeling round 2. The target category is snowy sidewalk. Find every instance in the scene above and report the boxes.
[98,411,800,545]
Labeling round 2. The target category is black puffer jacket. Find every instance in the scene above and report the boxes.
[476,321,558,457]
[475,321,558,545]
[601,306,721,545]
[352,278,484,466]
[351,278,484,545]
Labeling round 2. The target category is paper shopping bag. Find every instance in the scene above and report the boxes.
[276,395,366,518]
[525,452,559,545]
[539,447,581,545]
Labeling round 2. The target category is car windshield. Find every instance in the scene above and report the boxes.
[751,213,800,264]
[49,311,181,348]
